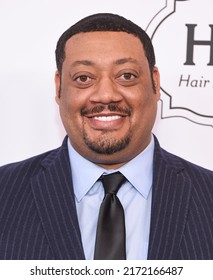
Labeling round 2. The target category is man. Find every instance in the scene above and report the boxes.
[0,13,213,260]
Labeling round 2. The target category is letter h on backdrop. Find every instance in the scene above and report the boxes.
[184,24,213,66]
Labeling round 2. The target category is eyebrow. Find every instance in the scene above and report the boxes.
[114,57,139,65]
[71,60,95,67]
[71,57,139,68]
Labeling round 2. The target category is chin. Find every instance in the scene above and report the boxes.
[84,134,131,155]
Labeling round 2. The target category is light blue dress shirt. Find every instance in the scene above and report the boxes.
[67,135,154,260]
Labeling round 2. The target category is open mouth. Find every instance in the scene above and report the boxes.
[82,105,131,129]
[92,115,123,121]
[85,113,128,130]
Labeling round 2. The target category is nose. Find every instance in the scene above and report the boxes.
[89,76,122,104]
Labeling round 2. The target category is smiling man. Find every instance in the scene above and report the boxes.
[0,13,213,260]
[55,30,160,169]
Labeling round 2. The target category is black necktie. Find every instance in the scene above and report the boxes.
[94,172,126,260]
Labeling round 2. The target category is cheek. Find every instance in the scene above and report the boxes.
[60,82,91,112]
[130,90,157,126]
[58,94,80,132]
[59,86,80,114]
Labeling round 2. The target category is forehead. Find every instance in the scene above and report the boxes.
[64,31,146,63]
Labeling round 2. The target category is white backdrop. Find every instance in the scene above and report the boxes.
[0,0,212,170]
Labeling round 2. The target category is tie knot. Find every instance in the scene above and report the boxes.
[101,172,126,195]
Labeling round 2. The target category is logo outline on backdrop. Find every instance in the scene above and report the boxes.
[146,0,213,127]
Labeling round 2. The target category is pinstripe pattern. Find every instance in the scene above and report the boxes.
[0,136,213,259]
[0,138,85,259]
[148,142,213,259]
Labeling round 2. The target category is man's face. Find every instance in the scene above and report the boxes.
[55,31,160,169]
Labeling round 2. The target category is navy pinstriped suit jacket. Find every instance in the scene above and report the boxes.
[0,136,213,259]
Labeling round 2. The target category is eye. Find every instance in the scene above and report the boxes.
[121,73,136,80]
[75,75,91,83]
[73,74,94,88]
[116,71,138,86]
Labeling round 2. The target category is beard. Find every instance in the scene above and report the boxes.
[83,129,132,155]
[81,103,132,154]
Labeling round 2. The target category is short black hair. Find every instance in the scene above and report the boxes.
[55,13,156,74]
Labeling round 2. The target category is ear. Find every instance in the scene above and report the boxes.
[55,70,61,104]
[152,66,161,100]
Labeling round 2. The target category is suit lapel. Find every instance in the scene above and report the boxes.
[30,137,85,259]
[148,139,192,259]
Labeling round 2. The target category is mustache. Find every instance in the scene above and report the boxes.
[81,104,131,116]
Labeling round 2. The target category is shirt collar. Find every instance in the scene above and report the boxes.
[67,135,154,202]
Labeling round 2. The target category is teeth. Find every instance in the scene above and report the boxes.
[93,115,122,121]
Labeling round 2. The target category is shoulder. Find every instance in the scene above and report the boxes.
[153,137,213,222]
[161,147,212,177]
[0,136,70,188]
[154,136,213,182]
[0,148,57,184]
[0,137,69,179]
